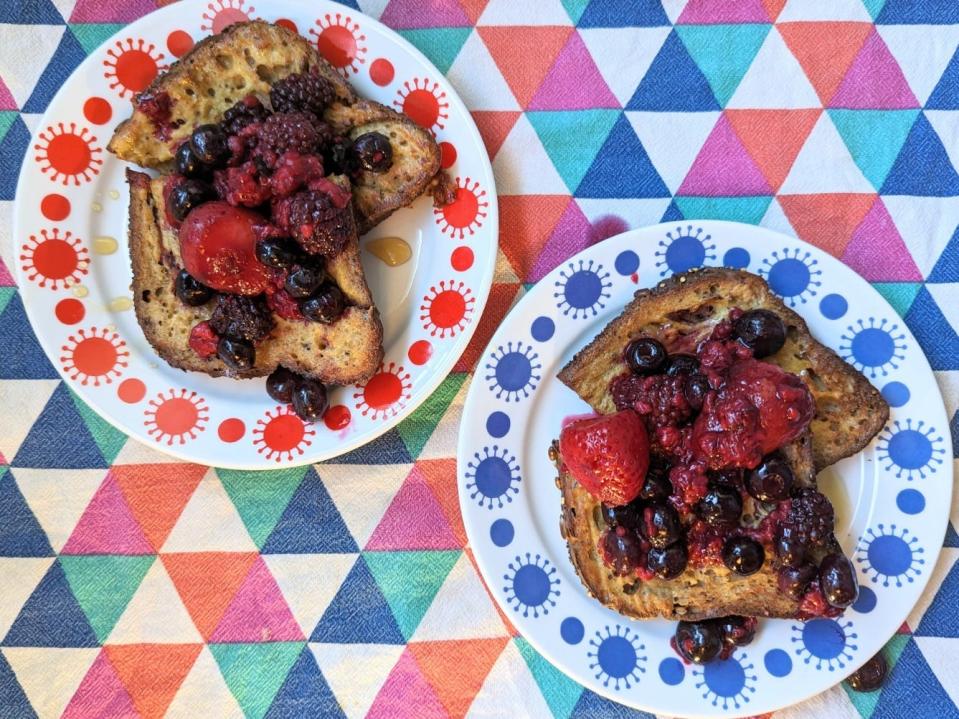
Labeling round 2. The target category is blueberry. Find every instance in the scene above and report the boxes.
[266,366,297,403]
[169,180,216,222]
[733,309,786,358]
[710,468,744,488]
[641,503,681,549]
[697,485,743,526]
[189,123,230,167]
[625,338,667,375]
[846,653,888,692]
[600,501,643,531]
[637,465,673,501]
[664,353,699,377]
[175,141,208,178]
[775,525,808,568]
[819,553,859,608]
[684,373,709,410]
[718,616,756,648]
[291,377,328,422]
[601,528,643,577]
[300,284,345,324]
[284,263,325,299]
[255,238,301,269]
[746,453,794,502]
[351,132,393,172]
[778,562,817,599]
[647,542,687,579]
[217,336,255,371]
[723,536,765,575]
[675,621,723,664]
[174,269,213,306]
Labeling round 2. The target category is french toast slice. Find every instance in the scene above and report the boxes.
[109,20,442,232]
[127,169,383,384]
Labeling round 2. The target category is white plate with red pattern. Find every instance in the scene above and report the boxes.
[13,0,496,468]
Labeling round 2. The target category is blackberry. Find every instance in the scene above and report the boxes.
[256,112,323,156]
[270,72,335,115]
[323,134,353,175]
[209,294,275,344]
[275,189,352,256]
[781,489,834,549]
[221,96,270,136]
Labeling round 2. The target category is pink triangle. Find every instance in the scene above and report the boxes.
[528,200,594,283]
[208,557,304,643]
[843,197,922,281]
[368,650,448,719]
[380,0,471,28]
[0,77,16,110]
[528,32,618,110]
[678,115,772,197]
[63,650,137,719]
[0,258,14,286]
[365,467,461,551]
[830,30,918,109]
[61,475,153,555]
[678,0,770,23]
[69,0,158,22]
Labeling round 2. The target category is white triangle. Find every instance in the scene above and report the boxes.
[166,645,244,719]
[661,0,691,24]
[578,27,671,108]
[263,553,357,637]
[778,0,871,20]
[0,24,64,108]
[0,200,14,277]
[411,553,508,641]
[879,26,959,106]
[760,196,798,238]
[2,647,99,719]
[318,463,410,548]
[447,31,520,111]
[493,114,569,195]
[914,636,959,707]
[906,547,958,630]
[626,111,720,194]
[107,558,202,643]
[354,0,389,19]
[933,372,959,426]
[925,110,959,181]
[576,198,673,235]
[13,468,105,553]
[779,112,874,194]
[882,196,959,277]
[111,435,185,464]
[0,558,54,638]
[927,284,959,335]
[310,643,405,719]
[418,376,471,461]
[48,0,77,22]
[478,0,572,25]
[728,29,821,109]
[774,684,860,719]
[162,468,256,552]
[0,381,58,464]
[19,113,43,135]
[466,640,553,718]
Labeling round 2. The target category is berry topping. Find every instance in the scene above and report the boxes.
[189,123,230,167]
[675,621,723,664]
[188,321,218,359]
[819,553,859,608]
[697,485,743,526]
[846,653,888,692]
[323,134,353,175]
[710,468,744,488]
[270,72,335,115]
[209,294,274,344]
[664,353,699,377]
[300,284,346,324]
[779,488,835,552]
[778,562,818,599]
[254,111,326,156]
[641,503,682,549]
[221,95,270,136]
[647,542,687,579]
[213,161,273,207]
[625,337,667,375]
[178,202,274,295]
[775,525,808,567]
[169,179,216,222]
[601,500,643,531]
[175,142,208,178]
[351,132,393,173]
[291,376,329,422]
[217,336,255,371]
[684,373,709,410]
[611,373,693,430]
[559,410,651,506]
[718,616,757,651]
[746,452,795,502]
[256,237,301,269]
[175,269,213,306]
[723,536,765,575]
[733,309,786,358]
[637,463,673,501]
[599,527,644,577]
[284,262,325,299]
[273,187,352,256]
[268,152,326,198]
[266,366,297,403]
[265,287,303,320]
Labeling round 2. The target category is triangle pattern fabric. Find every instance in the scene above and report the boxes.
[104,643,202,719]
[528,199,594,282]
[528,31,618,110]
[576,113,669,198]
[780,112,874,193]
[309,643,405,719]
[0,24,63,109]
[928,226,959,282]
[311,555,405,644]
[879,25,959,106]
[261,468,358,554]
[527,110,620,195]
[209,642,305,719]
[831,29,919,109]
[397,28,471,75]
[926,109,959,186]
[843,197,923,281]
[0,651,34,719]
[515,638,584,719]
[263,553,356,638]
[13,468,103,554]
[366,648,447,719]
[2,647,97,719]
[13,383,103,468]
[380,0,470,28]
[365,466,459,550]
[107,559,202,643]
[61,474,152,555]
[727,28,820,109]
[3,560,97,647]
[829,109,919,190]
[579,27,670,107]
[396,373,468,460]
[68,396,126,467]
[726,109,820,192]
[408,638,508,718]
[23,27,86,113]
[61,650,136,719]
[674,24,771,107]
[626,110,721,194]
[869,639,955,719]
[477,0,572,25]
[209,558,304,643]
[496,196,571,282]
[0,117,31,200]
[678,113,772,196]
[915,553,959,637]
[882,111,959,196]
[165,645,244,718]
[872,281,922,318]
[914,636,959,708]
[905,287,959,370]
[217,467,308,549]
[672,196,773,224]
[319,463,411,549]
[492,113,569,195]
[265,644,344,718]
[779,193,877,256]
[626,30,719,110]
[928,46,959,110]
[877,0,959,23]
[882,196,959,276]
[162,469,257,552]
[69,0,155,21]
[0,559,52,639]
[777,0,871,20]
[59,555,154,642]
[0,470,52,557]
[445,30,520,111]
[478,26,572,108]
[67,23,126,55]
[0,0,63,23]
[576,0,670,27]
[678,0,770,23]
[112,463,205,552]
[469,110,520,159]
[571,688,657,717]
[466,640,555,717]
[778,22,873,104]
[417,458,468,547]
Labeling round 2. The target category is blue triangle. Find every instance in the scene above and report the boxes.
[943,521,959,548]
[0,0,63,23]
[577,0,669,27]
[13,383,106,469]
[0,470,53,557]
[24,29,87,113]
[265,645,344,718]
[332,0,361,9]
[951,410,959,459]
[322,428,411,464]
[2,560,97,647]
[903,287,959,371]
[0,294,58,379]
[871,640,955,718]
[661,200,684,222]
[915,556,959,636]
[310,556,405,645]
[0,651,37,719]
[261,468,358,554]
[877,0,959,23]
[576,114,669,198]
[626,31,719,111]
[927,47,959,110]
[927,226,959,282]
[881,112,959,196]
[0,117,30,201]
[570,688,656,718]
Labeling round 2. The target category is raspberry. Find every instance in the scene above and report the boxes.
[265,286,303,320]
[213,161,271,207]
[188,321,219,358]
[611,374,693,429]
[221,95,270,136]
[209,294,275,343]
[270,72,335,115]
[780,489,834,548]
[268,152,325,198]
[273,189,352,256]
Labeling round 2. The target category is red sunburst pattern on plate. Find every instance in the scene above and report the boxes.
[60,327,129,386]
[252,405,316,462]
[394,77,449,131]
[434,177,488,238]
[200,0,255,33]
[420,280,475,338]
[20,228,89,290]
[103,38,167,98]
[310,13,367,75]
[144,389,209,445]
[34,123,103,185]
[353,362,412,421]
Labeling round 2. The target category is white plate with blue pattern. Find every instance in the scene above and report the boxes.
[457,221,952,718]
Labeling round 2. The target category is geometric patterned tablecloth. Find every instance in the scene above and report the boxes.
[1,0,958,717]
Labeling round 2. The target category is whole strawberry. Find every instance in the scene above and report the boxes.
[559,410,650,506]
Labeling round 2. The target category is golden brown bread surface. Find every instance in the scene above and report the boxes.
[127,169,383,384]
[109,20,442,232]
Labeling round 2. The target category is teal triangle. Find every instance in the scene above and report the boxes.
[265,645,344,718]
[829,109,920,190]
[562,0,590,24]
[13,383,106,469]
[261,468,358,554]
[672,196,772,224]
[515,638,583,719]
[862,0,888,21]
[675,24,771,107]
[68,389,126,465]
[0,469,53,557]
[397,28,471,75]
[396,371,468,459]
[626,30,719,111]
[0,652,36,719]
[363,550,460,640]
[928,226,959,282]
[576,113,669,198]
[881,112,959,196]
[0,112,16,145]
[59,555,154,642]
[210,642,305,719]
[218,466,308,548]
[0,288,15,317]
[872,282,921,318]
[67,23,125,55]
[527,110,620,193]
[2,560,98,647]
[927,47,959,110]
[310,556,405,644]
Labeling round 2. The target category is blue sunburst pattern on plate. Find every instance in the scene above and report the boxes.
[791,618,858,671]
[856,524,926,587]
[693,652,757,711]
[503,552,560,618]
[655,225,717,275]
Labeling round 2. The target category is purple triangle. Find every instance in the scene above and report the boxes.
[379,0,471,28]
[62,651,136,719]
[678,0,770,23]
[843,197,922,281]
[529,32,619,110]
[70,0,158,22]
[528,201,594,283]
[61,476,153,555]
[678,115,772,196]
[831,30,919,109]
[209,558,304,643]
[365,467,460,551]
[0,77,16,111]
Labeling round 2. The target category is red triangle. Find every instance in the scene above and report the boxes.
[471,111,520,160]
[366,466,460,550]
[778,194,877,257]
[209,558,303,642]
[726,109,822,192]
[454,282,522,373]
[778,22,873,104]
[105,644,202,719]
[418,458,466,547]
[112,464,206,551]
[457,0,489,25]
[63,650,137,719]
[368,649,448,719]
[408,639,509,718]
[61,475,153,555]
[162,552,258,640]
[499,195,572,281]
[761,0,787,21]
[478,26,573,108]
[843,197,922,281]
